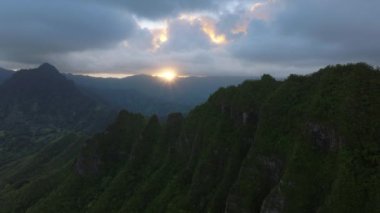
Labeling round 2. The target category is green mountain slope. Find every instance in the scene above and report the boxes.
[0,63,111,133]
[0,63,114,166]
[0,63,378,213]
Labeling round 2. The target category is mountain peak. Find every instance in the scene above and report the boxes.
[1,63,76,95]
[38,63,58,72]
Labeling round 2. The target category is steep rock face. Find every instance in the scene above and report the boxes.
[0,63,378,213]
[307,122,342,153]
[226,63,380,213]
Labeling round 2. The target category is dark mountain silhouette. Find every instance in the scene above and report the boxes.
[0,63,112,148]
[0,67,13,83]
[0,63,378,213]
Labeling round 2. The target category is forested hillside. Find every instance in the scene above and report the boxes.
[0,63,378,212]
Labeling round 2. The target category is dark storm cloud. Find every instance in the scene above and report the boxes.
[0,0,137,63]
[159,19,213,52]
[93,0,229,19]
[230,0,380,67]
[277,0,380,61]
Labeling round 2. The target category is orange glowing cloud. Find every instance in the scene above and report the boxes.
[201,19,227,44]
[179,14,227,45]
[152,26,168,50]
[136,19,169,50]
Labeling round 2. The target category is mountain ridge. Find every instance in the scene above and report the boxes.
[0,63,378,212]
[0,63,113,162]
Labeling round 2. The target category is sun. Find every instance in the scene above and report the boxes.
[154,69,177,82]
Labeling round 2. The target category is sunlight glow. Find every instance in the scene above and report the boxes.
[153,69,178,82]
[135,18,168,30]
[81,73,134,79]
[159,31,168,43]
[152,26,168,50]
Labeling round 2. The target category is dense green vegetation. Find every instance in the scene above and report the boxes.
[0,63,114,167]
[0,63,379,212]
[0,63,112,133]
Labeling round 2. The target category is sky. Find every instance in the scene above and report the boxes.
[0,0,379,77]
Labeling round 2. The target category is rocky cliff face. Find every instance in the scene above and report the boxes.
[226,63,379,213]
[0,63,378,213]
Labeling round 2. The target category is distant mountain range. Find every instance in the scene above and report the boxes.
[0,63,251,162]
[66,73,254,115]
[0,64,255,116]
[0,64,252,120]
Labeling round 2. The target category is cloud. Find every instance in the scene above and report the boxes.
[230,0,380,68]
[93,0,230,19]
[0,0,137,63]
[0,0,379,76]
[158,17,224,52]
